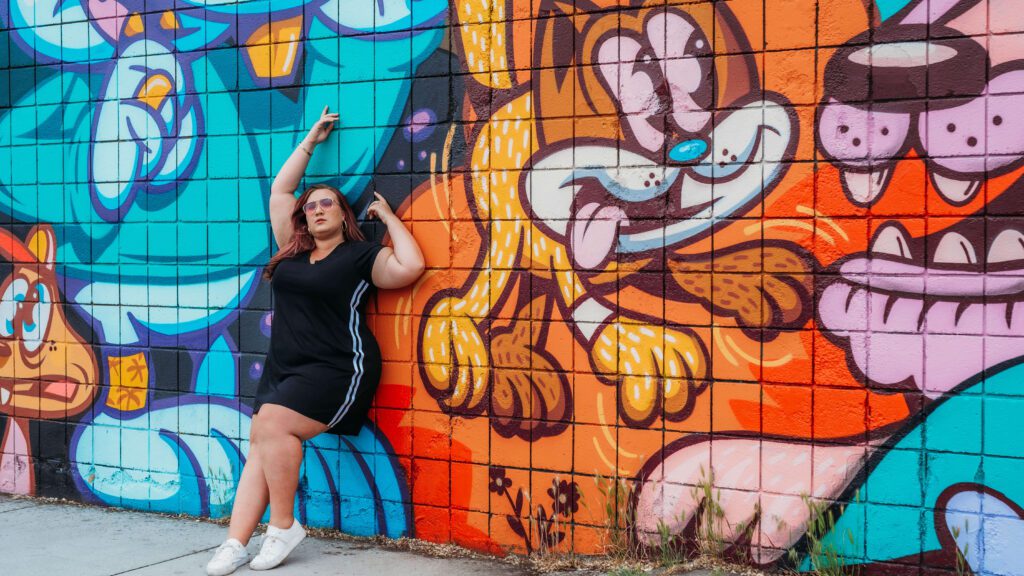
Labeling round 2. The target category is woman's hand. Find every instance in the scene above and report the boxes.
[305,106,339,145]
[366,192,396,222]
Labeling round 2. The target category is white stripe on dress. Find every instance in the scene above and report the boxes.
[328,280,370,429]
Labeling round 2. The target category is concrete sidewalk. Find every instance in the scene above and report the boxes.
[0,494,528,576]
[0,494,737,576]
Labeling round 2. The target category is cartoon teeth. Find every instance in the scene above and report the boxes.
[841,168,892,206]
[989,229,1024,265]
[931,173,982,205]
[934,231,978,265]
[871,223,913,259]
[818,214,1024,397]
[0,387,9,405]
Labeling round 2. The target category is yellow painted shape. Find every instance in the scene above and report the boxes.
[160,10,179,30]
[137,74,173,111]
[457,0,511,88]
[106,352,149,411]
[245,15,303,78]
[125,13,144,37]
[26,229,50,263]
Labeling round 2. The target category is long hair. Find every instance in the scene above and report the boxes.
[264,184,365,280]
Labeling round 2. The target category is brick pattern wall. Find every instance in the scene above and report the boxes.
[1,0,1022,571]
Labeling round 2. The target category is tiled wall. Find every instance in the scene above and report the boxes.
[1,0,1022,571]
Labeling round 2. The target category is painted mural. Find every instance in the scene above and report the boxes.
[1,0,1022,574]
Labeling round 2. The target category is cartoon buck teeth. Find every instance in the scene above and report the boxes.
[0,225,99,495]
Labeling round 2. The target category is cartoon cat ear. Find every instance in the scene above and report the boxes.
[26,225,57,270]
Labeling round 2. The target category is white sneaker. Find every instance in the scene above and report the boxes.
[206,538,249,576]
[249,520,306,571]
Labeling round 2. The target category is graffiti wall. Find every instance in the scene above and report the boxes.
[1,0,1022,573]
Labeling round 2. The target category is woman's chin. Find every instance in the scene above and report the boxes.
[309,226,342,239]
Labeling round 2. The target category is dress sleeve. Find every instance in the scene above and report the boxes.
[355,241,385,283]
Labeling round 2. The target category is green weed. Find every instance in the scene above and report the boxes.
[788,493,861,576]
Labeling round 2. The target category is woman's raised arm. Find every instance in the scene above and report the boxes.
[269,106,339,249]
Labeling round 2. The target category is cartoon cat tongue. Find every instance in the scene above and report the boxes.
[571,202,629,269]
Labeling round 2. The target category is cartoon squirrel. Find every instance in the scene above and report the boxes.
[0,225,99,495]
[419,0,812,434]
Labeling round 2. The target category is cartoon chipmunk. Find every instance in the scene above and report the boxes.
[0,225,99,495]
[419,0,812,433]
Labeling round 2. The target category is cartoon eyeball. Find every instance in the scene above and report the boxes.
[0,279,52,354]
[594,9,715,154]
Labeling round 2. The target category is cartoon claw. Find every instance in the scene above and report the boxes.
[590,321,709,427]
[420,297,490,415]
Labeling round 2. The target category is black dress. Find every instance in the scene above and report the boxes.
[254,240,385,435]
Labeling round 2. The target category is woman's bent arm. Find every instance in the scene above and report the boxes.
[367,192,425,289]
[269,107,339,249]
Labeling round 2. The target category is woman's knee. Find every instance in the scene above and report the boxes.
[256,404,325,441]
[249,412,264,446]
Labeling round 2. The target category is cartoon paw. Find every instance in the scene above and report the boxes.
[420,297,489,414]
[591,321,709,427]
[634,437,868,565]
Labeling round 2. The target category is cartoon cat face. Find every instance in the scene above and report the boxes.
[0,226,98,419]
[524,1,796,271]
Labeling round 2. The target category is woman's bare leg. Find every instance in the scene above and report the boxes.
[255,404,327,529]
[225,413,269,545]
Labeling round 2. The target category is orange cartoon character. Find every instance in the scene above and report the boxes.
[419,0,811,434]
[0,225,99,495]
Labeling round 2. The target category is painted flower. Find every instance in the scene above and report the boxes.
[547,479,580,518]
[488,466,512,495]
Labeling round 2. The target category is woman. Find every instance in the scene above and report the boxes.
[206,107,425,575]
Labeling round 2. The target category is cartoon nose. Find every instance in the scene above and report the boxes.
[136,73,173,111]
[667,138,709,164]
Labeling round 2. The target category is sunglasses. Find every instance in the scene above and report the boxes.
[302,198,337,214]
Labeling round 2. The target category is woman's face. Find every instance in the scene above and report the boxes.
[304,189,345,239]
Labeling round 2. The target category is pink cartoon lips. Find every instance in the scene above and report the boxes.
[817,24,1024,207]
[818,195,1024,398]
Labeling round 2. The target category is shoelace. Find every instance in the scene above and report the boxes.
[257,534,288,558]
[213,542,244,562]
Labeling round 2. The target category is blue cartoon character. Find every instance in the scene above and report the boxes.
[0,0,445,345]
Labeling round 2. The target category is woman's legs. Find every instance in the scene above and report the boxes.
[254,403,328,529]
[225,413,270,545]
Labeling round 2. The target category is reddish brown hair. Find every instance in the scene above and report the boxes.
[263,184,365,280]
